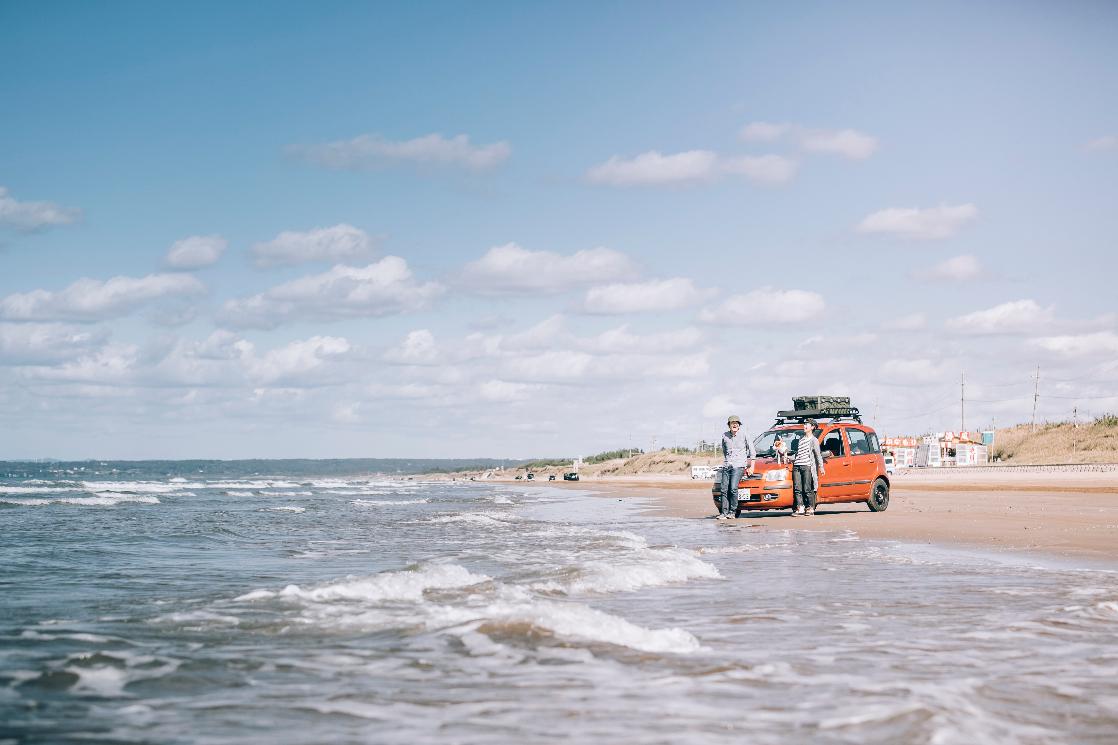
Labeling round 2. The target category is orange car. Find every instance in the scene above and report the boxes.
[712,406,890,517]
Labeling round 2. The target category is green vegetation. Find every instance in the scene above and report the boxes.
[1095,413,1118,427]
[585,448,643,464]
[519,458,572,469]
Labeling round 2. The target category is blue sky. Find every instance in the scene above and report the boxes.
[2,1,1116,459]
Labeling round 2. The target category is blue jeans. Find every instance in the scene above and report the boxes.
[793,465,816,511]
[719,466,745,515]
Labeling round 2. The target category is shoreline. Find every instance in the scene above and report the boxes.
[512,470,1118,565]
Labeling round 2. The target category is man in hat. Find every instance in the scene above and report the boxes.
[718,414,755,519]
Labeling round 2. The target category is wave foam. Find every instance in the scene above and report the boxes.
[547,548,721,595]
[1,494,161,507]
[82,481,192,493]
[352,498,430,507]
[430,588,702,654]
[237,563,490,604]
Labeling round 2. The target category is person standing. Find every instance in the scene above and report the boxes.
[792,420,825,516]
[718,415,755,520]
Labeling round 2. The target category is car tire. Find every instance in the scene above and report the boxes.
[867,478,890,512]
[734,507,742,518]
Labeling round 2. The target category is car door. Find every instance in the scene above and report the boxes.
[817,427,851,502]
[844,427,879,502]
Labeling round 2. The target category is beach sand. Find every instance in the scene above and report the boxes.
[534,469,1118,563]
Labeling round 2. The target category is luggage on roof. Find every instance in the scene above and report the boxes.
[792,395,851,413]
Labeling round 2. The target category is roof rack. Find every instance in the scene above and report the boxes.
[772,407,863,425]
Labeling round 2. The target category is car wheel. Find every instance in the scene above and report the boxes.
[867,478,889,512]
[734,507,742,518]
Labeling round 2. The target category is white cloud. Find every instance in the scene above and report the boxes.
[921,254,983,281]
[165,235,227,269]
[1086,135,1117,152]
[857,203,978,240]
[586,150,796,186]
[702,395,743,419]
[460,243,636,295]
[587,150,718,186]
[946,299,1054,335]
[246,336,351,386]
[882,313,927,331]
[26,343,140,384]
[384,329,439,364]
[0,322,104,364]
[739,122,791,141]
[879,358,952,384]
[699,287,825,325]
[720,155,798,184]
[1029,331,1118,358]
[580,325,703,354]
[194,329,254,360]
[286,133,511,171]
[252,224,375,268]
[799,128,878,159]
[0,186,81,231]
[503,314,567,350]
[332,402,361,423]
[478,379,541,402]
[0,273,205,322]
[582,278,708,314]
[738,123,878,159]
[501,350,594,382]
[220,257,443,329]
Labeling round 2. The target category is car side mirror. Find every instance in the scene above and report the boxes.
[822,451,833,460]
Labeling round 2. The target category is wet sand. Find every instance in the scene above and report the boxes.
[539,470,1118,563]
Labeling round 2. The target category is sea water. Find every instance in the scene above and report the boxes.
[2,464,1117,744]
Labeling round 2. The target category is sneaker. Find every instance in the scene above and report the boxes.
[805,508,815,516]
[715,514,728,520]
[793,507,805,515]
[727,514,736,520]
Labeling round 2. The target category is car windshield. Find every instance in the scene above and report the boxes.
[754,428,822,456]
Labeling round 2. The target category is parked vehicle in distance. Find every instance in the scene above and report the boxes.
[884,454,895,474]
[563,472,580,481]
[526,473,535,480]
[548,474,556,481]
[712,400,890,517]
[691,465,718,480]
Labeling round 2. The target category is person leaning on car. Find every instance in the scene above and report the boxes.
[791,419,825,516]
[717,414,755,519]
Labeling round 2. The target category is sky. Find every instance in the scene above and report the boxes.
[1,0,1116,460]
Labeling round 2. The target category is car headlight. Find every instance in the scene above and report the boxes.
[764,470,787,482]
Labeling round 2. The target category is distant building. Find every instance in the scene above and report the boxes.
[882,437,918,468]
[911,431,989,467]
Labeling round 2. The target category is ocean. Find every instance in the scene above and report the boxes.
[2,462,1116,744]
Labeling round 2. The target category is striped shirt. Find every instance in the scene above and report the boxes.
[793,434,823,468]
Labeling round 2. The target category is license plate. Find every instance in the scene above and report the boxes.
[740,489,749,497]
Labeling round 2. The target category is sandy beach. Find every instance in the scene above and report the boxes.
[532,468,1118,563]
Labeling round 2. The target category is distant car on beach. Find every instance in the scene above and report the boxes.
[690,465,717,480]
[563,472,580,481]
[712,399,890,517]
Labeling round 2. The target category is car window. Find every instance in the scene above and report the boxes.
[820,430,845,457]
[754,428,821,455]
[866,432,881,454]
[846,428,871,455]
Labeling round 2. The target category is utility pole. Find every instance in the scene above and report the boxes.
[1031,364,1040,432]
[960,371,966,432]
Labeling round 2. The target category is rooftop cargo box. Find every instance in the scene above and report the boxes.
[793,395,852,413]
